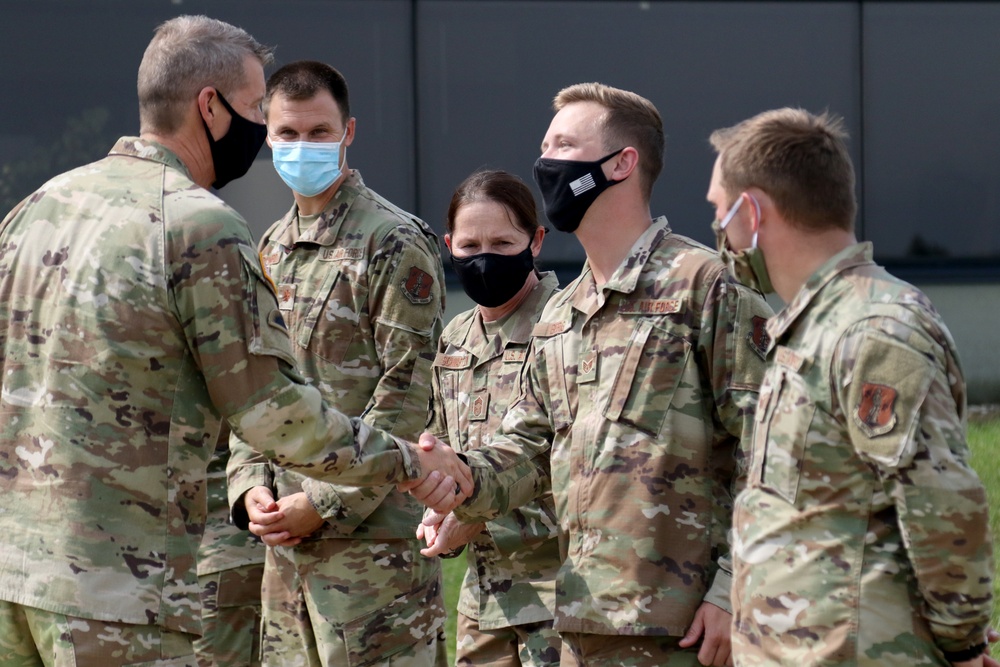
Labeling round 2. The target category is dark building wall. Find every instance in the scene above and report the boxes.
[1,0,998,398]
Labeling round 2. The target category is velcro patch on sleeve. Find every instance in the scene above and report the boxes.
[845,331,935,467]
[399,265,434,305]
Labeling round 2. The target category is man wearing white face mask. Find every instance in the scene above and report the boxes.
[227,61,448,667]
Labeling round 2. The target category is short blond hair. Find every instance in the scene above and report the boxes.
[554,83,664,202]
[138,15,274,134]
[710,108,856,231]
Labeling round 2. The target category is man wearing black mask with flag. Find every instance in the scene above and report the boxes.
[413,83,771,667]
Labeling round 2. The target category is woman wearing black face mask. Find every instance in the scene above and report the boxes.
[420,170,562,667]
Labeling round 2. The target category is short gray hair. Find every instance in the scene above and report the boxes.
[138,15,274,134]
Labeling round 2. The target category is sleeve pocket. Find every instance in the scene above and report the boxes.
[759,368,815,504]
[238,245,297,368]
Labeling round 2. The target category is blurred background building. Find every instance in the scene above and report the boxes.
[1,0,997,400]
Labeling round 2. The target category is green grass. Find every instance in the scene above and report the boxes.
[969,415,1000,631]
[438,416,1000,661]
[441,557,465,665]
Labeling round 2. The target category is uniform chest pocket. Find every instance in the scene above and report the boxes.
[298,270,367,365]
[605,318,689,437]
[757,368,815,504]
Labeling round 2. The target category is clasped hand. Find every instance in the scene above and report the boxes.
[397,433,474,513]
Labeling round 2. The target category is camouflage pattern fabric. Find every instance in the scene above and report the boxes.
[732,242,995,666]
[0,600,197,666]
[559,631,701,666]
[195,434,265,667]
[428,272,562,664]
[227,170,447,665]
[259,538,447,667]
[0,138,420,640]
[454,217,772,637]
[192,563,265,667]
[455,614,561,667]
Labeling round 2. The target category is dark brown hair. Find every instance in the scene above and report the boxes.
[265,60,350,124]
[446,170,539,237]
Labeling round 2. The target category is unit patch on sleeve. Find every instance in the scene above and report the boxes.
[854,382,898,438]
[399,266,434,305]
[747,315,770,360]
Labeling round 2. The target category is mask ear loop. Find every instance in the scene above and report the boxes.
[747,193,762,249]
[719,194,744,231]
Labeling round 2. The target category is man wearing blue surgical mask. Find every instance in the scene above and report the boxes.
[226,60,448,667]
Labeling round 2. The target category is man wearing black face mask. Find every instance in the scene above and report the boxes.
[414,83,773,667]
[0,15,472,666]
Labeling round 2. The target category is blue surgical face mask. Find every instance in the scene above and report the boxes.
[270,135,347,197]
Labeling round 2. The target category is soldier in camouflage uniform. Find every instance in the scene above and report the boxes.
[706,108,996,667]
[415,84,772,667]
[0,17,469,667]
[194,430,265,667]
[226,61,448,667]
[419,170,562,666]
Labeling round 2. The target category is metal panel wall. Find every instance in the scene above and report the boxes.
[862,2,1000,267]
[0,0,416,241]
[415,1,861,263]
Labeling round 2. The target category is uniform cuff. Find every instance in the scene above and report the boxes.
[703,569,733,614]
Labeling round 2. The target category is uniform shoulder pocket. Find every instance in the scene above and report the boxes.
[758,365,815,504]
[237,244,296,368]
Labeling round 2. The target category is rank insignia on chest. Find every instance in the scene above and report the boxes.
[277,284,296,311]
[855,382,898,437]
[470,390,489,421]
[400,266,434,305]
[746,315,770,360]
[578,349,598,384]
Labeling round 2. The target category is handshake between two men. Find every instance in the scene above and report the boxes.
[242,433,473,547]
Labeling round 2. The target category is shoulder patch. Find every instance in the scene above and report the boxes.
[746,315,770,360]
[853,382,898,437]
[399,266,434,305]
[259,252,278,292]
[842,329,936,467]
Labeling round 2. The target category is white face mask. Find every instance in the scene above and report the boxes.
[270,135,347,197]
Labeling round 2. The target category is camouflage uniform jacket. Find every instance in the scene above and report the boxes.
[429,271,561,630]
[732,242,995,666]
[0,138,421,635]
[454,217,772,636]
[227,170,445,538]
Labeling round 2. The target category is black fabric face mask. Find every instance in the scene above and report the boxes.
[204,91,267,189]
[450,245,535,308]
[532,148,625,232]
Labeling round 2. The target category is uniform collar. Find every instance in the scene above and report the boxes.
[271,170,365,248]
[109,137,194,181]
[455,271,558,363]
[571,216,671,314]
[766,241,875,350]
